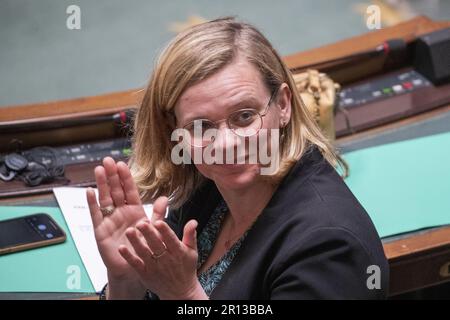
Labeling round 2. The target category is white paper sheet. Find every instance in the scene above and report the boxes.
[53,187,153,292]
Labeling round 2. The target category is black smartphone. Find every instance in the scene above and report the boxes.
[0,213,66,255]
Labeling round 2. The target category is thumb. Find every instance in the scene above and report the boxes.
[182,219,198,250]
[151,196,168,224]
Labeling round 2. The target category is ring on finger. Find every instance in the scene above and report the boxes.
[151,242,168,260]
[100,205,115,217]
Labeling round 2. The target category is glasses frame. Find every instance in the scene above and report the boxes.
[181,86,280,147]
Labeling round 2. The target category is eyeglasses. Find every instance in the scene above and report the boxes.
[181,87,280,147]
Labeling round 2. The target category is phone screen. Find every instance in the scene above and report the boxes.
[0,214,65,250]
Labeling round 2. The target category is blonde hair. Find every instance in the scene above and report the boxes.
[129,17,347,208]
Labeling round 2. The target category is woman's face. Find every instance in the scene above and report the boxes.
[173,57,291,191]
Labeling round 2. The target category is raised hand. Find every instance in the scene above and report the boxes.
[85,157,167,298]
[118,218,207,300]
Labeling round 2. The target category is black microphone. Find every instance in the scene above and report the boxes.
[374,39,406,56]
[112,109,136,126]
[293,38,407,72]
[327,38,407,65]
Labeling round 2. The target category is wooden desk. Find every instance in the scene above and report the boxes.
[1,15,450,298]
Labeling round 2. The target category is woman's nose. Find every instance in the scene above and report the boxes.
[210,125,242,162]
[213,124,236,148]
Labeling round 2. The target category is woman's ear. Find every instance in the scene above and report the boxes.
[277,83,292,128]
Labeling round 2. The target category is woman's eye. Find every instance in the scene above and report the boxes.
[233,110,256,126]
[201,121,215,130]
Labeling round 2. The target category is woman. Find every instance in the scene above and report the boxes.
[86,17,389,299]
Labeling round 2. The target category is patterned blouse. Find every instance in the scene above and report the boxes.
[196,198,249,297]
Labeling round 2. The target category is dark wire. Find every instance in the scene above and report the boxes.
[18,146,68,187]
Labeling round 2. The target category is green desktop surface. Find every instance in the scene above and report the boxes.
[343,131,450,238]
[0,206,95,293]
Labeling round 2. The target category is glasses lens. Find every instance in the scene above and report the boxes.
[184,119,216,147]
[228,109,261,137]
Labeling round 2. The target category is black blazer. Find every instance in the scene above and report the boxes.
[164,145,389,299]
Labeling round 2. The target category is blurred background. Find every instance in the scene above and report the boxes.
[0,0,449,107]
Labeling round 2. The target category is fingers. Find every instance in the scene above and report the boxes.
[118,245,145,274]
[117,161,141,205]
[95,157,142,209]
[125,227,153,264]
[182,219,198,250]
[151,196,168,224]
[136,221,166,255]
[94,165,114,208]
[102,157,126,207]
[154,220,182,253]
[121,221,196,282]
[86,187,102,228]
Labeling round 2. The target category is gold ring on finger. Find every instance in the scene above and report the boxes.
[100,205,115,217]
[151,242,168,260]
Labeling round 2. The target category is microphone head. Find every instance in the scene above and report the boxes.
[383,39,407,54]
[381,39,407,67]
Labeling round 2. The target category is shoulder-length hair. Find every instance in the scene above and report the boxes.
[128,17,347,208]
